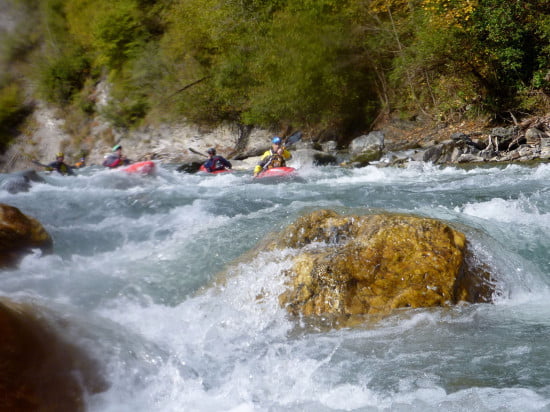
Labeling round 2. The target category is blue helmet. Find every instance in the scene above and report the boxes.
[272,136,282,145]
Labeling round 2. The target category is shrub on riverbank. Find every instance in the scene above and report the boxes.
[0,82,28,152]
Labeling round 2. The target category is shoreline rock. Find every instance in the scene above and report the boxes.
[0,103,549,174]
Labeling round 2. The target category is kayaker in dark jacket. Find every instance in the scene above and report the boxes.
[203,148,232,172]
[47,152,74,175]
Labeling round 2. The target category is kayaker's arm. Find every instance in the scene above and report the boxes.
[253,151,272,176]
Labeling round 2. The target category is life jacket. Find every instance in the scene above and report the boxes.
[48,161,72,175]
[103,155,122,168]
[74,159,86,168]
[267,153,285,169]
[211,156,225,171]
[205,156,229,171]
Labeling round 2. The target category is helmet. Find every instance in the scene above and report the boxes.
[112,144,122,152]
[272,136,282,145]
[207,148,216,155]
[56,152,64,158]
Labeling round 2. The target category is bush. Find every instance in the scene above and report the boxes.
[38,52,90,105]
[0,82,29,152]
[100,94,149,129]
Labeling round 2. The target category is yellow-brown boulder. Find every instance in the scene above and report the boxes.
[0,299,108,412]
[272,210,494,319]
[0,203,52,268]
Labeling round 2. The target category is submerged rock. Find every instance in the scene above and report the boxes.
[0,203,53,268]
[0,169,44,194]
[176,160,203,173]
[269,210,494,320]
[0,299,108,411]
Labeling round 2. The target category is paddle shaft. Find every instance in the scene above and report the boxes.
[32,160,50,168]
[189,148,209,157]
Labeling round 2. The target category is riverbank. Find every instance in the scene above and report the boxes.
[1,103,549,174]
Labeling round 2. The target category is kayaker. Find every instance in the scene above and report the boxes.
[73,156,86,168]
[103,144,131,168]
[203,148,232,172]
[253,136,292,177]
[47,152,74,175]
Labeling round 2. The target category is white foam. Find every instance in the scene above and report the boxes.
[461,196,550,227]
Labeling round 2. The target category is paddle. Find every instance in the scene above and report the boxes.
[31,159,51,169]
[188,148,208,158]
[283,131,302,147]
[190,131,302,159]
[31,159,75,175]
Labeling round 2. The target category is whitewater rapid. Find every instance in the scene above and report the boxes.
[1,161,550,411]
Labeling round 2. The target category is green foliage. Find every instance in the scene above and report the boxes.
[464,0,550,112]
[0,0,42,64]
[3,0,550,137]
[160,0,379,131]
[0,81,28,152]
[37,51,90,105]
[40,0,71,49]
[92,5,147,68]
[101,96,149,129]
[65,0,149,69]
[243,6,353,127]
[99,69,149,129]
[367,0,550,118]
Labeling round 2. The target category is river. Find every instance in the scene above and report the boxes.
[1,159,549,411]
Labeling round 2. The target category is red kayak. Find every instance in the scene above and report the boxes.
[256,167,296,179]
[121,161,156,175]
[198,165,232,174]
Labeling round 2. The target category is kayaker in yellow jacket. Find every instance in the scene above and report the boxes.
[253,136,292,177]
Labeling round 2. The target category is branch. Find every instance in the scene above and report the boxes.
[167,76,211,99]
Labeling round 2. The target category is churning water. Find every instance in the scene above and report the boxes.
[1,160,550,411]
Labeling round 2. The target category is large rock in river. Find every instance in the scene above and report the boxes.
[269,210,494,319]
[0,203,53,268]
[0,299,108,411]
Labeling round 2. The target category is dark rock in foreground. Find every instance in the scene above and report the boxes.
[0,203,53,268]
[0,299,108,411]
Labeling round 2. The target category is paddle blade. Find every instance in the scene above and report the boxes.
[285,131,302,146]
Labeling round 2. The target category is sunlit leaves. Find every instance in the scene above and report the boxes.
[65,0,148,69]
[4,0,549,130]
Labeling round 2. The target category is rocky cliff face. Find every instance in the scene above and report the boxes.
[0,102,276,172]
